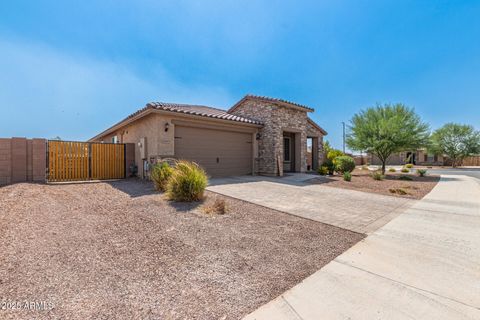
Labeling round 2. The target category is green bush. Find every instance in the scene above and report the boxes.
[150,162,174,191]
[371,171,384,181]
[334,156,356,174]
[398,175,413,181]
[401,168,410,173]
[318,166,329,175]
[322,149,345,175]
[388,168,396,172]
[405,163,414,168]
[343,172,352,182]
[417,169,427,177]
[327,149,345,161]
[166,161,208,202]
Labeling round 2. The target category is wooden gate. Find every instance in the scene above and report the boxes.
[48,141,125,182]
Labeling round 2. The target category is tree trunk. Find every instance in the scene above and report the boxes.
[381,161,386,175]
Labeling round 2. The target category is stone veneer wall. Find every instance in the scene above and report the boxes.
[306,120,326,166]
[231,100,313,175]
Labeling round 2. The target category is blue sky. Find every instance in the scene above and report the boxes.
[1,0,479,150]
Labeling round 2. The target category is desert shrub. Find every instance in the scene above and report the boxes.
[343,172,352,182]
[401,168,410,173]
[389,188,408,195]
[371,171,384,181]
[318,166,329,175]
[405,163,414,168]
[417,169,427,177]
[321,160,335,175]
[388,168,396,172]
[166,161,208,202]
[334,156,356,174]
[203,198,227,215]
[398,175,413,181]
[322,149,345,175]
[327,149,345,161]
[361,165,369,170]
[150,162,174,191]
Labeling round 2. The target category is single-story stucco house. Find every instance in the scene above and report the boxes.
[369,149,446,166]
[90,95,327,178]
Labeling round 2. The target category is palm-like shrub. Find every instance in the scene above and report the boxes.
[166,161,208,202]
[334,156,356,174]
[151,162,173,191]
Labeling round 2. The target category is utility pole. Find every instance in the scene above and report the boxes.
[342,121,346,153]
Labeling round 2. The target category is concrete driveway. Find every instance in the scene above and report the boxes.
[243,174,480,320]
[208,174,414,234]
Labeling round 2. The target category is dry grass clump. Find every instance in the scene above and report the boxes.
[203,198,228,215]
[371,171,384,180]
[166,161,208,202]
[150,162,173,191]
[389,188,409,195]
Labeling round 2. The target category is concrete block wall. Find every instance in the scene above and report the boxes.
[0,137,46,186]
[0,138,12,185]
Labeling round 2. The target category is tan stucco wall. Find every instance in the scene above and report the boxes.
[94,112,259,178]
[370,151,445,166]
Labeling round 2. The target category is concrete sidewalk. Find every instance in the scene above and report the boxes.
[243,175,480,320]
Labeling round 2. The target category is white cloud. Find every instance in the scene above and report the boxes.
[0,37,234,140]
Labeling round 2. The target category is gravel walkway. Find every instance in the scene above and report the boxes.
[0,180,363,320]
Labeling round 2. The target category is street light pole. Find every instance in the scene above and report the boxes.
[342,121,346,154]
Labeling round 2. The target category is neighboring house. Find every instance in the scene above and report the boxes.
[90,95,327,177]
[369,149,446,166]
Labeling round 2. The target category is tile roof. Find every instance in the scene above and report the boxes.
[126,102,264,125]
[229,94,314,113]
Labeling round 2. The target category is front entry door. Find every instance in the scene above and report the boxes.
[283,136,293,172]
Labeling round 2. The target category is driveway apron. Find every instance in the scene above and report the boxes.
[243,174,480,320]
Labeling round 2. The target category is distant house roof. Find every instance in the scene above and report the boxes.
[229,94,315,113]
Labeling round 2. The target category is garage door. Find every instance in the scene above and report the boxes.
[175,125,253,177]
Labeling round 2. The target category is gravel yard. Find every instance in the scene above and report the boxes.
[312,169,440,199]
[0,179,363,320]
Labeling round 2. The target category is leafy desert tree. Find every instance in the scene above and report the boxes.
[347,103,430,174]
[430,123,480,167]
